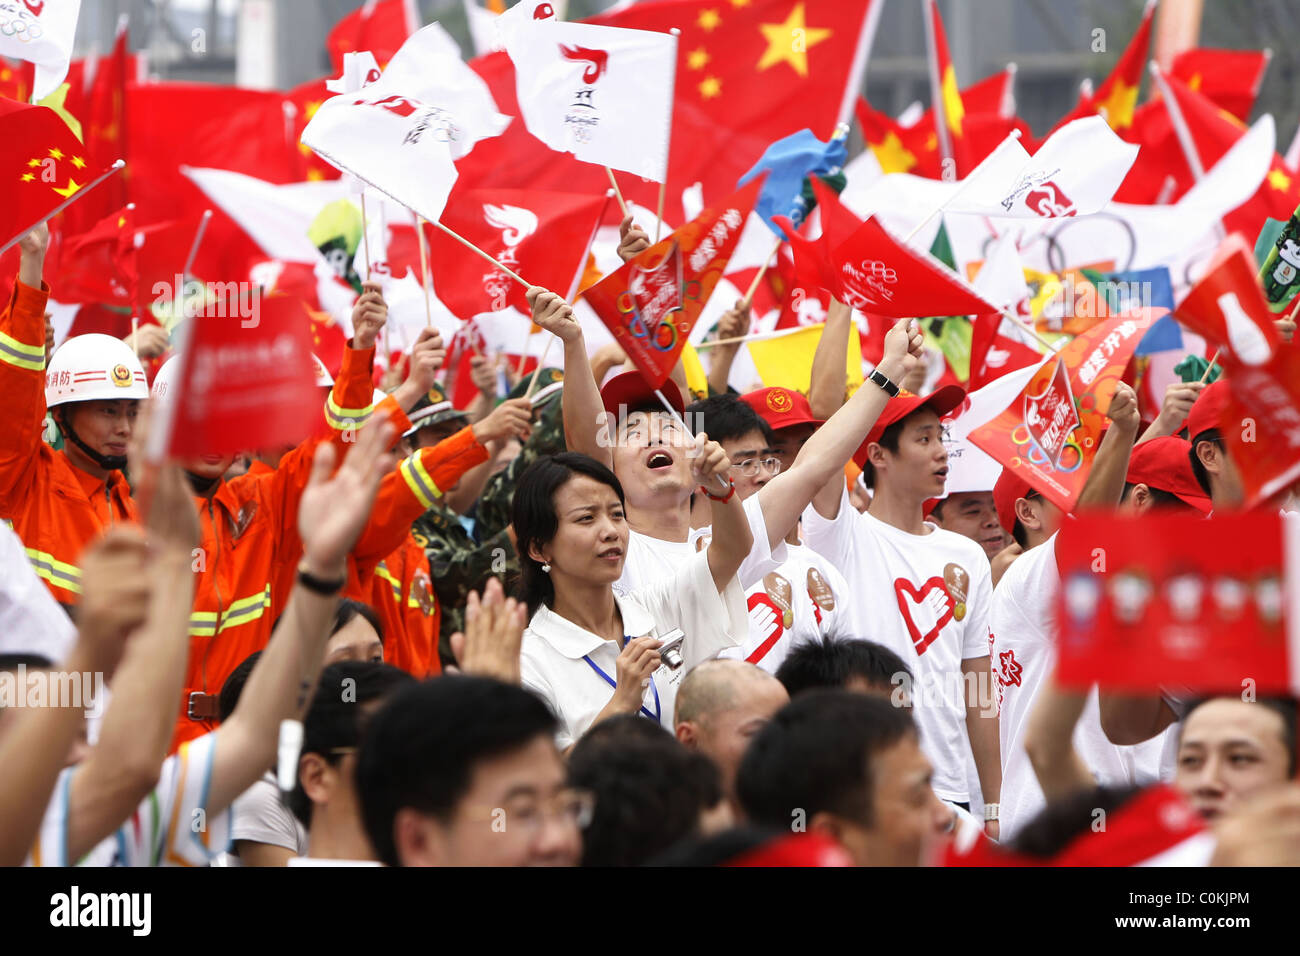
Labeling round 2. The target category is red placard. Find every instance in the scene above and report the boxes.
[1055,512,1290,693]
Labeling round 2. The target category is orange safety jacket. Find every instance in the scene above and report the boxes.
[0,279,138,605]
[171,345,487,750]
[357,532,440,677]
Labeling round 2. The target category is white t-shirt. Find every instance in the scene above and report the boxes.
[522,549,746,750]
[801,487,994,803]
[228,771,308,860]
[0,520,75,661]
[991,533,1172,840]
[616,495,784,594]
[719,542,851,673]
[27,732,230,867]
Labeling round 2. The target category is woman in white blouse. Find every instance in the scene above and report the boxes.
[514,450,751,752]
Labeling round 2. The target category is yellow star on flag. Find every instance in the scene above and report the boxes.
[699,76,722,99]
[687,48,710,70]
[306,100,323,121]
[307,169,325,182]
[1268,167,1291,192]
[48,146,65,161]
[27,157,42,167]
[869,132,918,174]
[758,3,832,77]
[698,8,721,31]
[730,0,750,7]
[941,65,964,136]
[1095,78,1138,130]
[71,156,85,169]
[52,178,82,199]
[20,172,34,182]
[37,84,84,142]
[1188,74,1202,91]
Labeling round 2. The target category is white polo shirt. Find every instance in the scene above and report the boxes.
[522,549,747,750]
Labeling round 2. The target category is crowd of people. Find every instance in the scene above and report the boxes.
[1,196,1299,870]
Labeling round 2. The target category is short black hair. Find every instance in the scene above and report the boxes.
[0,653,55,671]
[1181,695,1297,777]
[775,638,912,700]
[218,651,263,723]
[332,598,384,645]
[1188,428,1221,498]
[1120,482,1193,511]
[859,417,905,489]
[511,452,625,616]
[736,690,917,829]
[568,715,722,866]
[288,660,415,827]
[684,394,777,447]
[1010,785,1142,858]
[355,675,558,866]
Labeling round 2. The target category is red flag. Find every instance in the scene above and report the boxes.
[0,57,34,102]
[0,99,114,250]
[1171,47,1270,123]
[969,310,1156,512]
[855,97,936,177]
[1090,0,1155,133]
[400,188,608,320]
[65,22,132,234]
[55,205,138,308]
[326,0,420,73]
[1175,233,1281,367]
[780,183,997,319]
[1055,513,1290,694]
[583,180,761,388]
[284,77,342,183]
[968,312,1042,390]
[460,1,880,225]
[922,0,971,177]
[166,294,319,458]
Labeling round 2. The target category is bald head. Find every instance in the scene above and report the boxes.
[674,660,789,800]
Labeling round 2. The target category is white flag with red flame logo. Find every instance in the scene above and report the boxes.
[948,116,1138,219]
[301,22,510,222]
[0,0,81,101]
[497,3,676,181]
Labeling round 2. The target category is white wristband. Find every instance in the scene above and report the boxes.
[983,802,1000,821]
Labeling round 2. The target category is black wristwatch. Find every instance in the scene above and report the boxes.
[868,367,901,397]
[297,565,346,596]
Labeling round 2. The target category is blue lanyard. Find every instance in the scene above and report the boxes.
[582,643,661,723]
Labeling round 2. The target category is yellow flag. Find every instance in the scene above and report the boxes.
[747,323,862,395]
[681,341,710,400]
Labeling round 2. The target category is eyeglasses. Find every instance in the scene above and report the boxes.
[461,788,597,835]
[731,457,782,478]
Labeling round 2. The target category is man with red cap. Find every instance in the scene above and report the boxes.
[1185,379,1244,511]
[1120,436,1213,515]
[988,383,1177,840]
[802,364,1002,830]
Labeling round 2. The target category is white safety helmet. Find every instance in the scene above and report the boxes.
[45,334,149,408]
[151,354,181,405]
[313,354,334,387]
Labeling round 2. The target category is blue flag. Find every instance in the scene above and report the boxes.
[1093,267,1182,355]
[738,129,848,236]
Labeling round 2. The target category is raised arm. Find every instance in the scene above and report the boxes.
[208,418,395,814]
[1136,380,1203,446]
[528,287,612,467]
[759,316,921,546]
[1074,383,1140,511]
[705,301,750,396]
[691,434,753,592]
[0,225,53,511]
[807,298,854,421]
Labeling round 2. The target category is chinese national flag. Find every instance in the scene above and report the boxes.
[459,0,879,225]
[583,180,761,389]
[1089,0,1154,134]
[399,187,608,321]
[64,23,131,234]
[326,0,420,73]
[0,99,112,250]
[0,57,34,102]
[922,0,971,177]
[56,205,138,307]
[969,310,1156,512]
[1171,47,1270,124]
[285,77,343,183]
[166,294,320,458]
[856,97,936,178]
[1055,513,1292,694]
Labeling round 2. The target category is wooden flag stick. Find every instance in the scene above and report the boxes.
[130,317,139,357]
[359,192,373,280]
[605,167,630,218]
[655,180,666,243]
[695,326,807,351]
[1200,349,1220,383]
[0,159,126,255]
[742,236,784,308]
[525,334,556,399]
[430,218,530,289]
[415,214,434,328]
[182,209,213,280]
[652,388,730,495]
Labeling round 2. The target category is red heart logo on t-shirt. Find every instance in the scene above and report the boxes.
[893,576,954,656]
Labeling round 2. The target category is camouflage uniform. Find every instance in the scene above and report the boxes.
[411,369,566,666]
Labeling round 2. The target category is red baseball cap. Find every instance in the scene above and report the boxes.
[852,384,966,469]
[1125,436,1212,514]
[993,467,1036,536]
[600,371,685,420]
[1185,379,1229,442]
[740,386,824,432]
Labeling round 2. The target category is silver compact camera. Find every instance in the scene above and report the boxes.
[657,628,686,670]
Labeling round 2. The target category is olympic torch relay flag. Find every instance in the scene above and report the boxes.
[969,310,1156,512]
[0,98,112,250]
[583,179,761,388]
[497,1,676,181]
[301,22,510,222]
[0,0,80,102]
